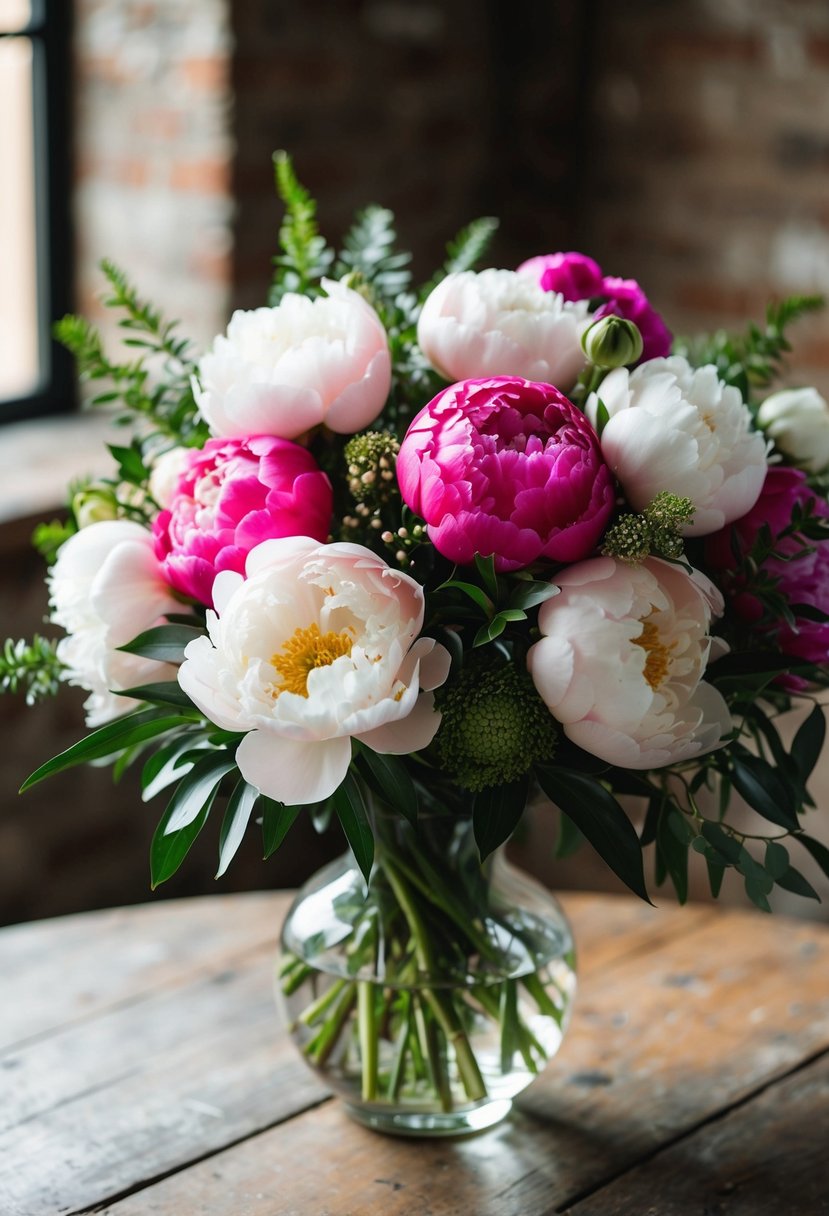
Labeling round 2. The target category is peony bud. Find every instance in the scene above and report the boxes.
[72,488,118,529]
[581,316,644,369]
[756,387,829,474]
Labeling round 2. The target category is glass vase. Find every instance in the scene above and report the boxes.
[277,809,577,1137]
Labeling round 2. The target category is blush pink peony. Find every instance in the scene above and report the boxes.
[705,466,829,674]
[153,435,332,608]
[397,376,615,572]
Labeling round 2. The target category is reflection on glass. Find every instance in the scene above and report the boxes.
[0,2,32,32]
[0,36,40,402]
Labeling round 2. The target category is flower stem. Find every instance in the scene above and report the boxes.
[358,981,378,1101]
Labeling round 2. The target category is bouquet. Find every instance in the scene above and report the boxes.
[6,153,829,1132]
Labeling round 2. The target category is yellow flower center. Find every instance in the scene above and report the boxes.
[271,622,353,697]
[633,619,673,690]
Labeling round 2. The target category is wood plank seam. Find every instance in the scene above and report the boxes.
[553,1042,829,1214]
[60,1093,335,1216]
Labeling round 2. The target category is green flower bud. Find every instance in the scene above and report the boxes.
[434,658,557,792]
[581,315,644,369]
[72,488,118,528]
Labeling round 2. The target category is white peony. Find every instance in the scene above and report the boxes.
[148,446,190,508]
[177,537,451,805]
[527,556,732,769]
[48,521,182,727]
[586,356,768,535]
[757,386,829,474]
[194,279,392,440]
[417,269,590,390]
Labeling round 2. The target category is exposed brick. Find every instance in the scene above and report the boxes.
[169,157,230,194]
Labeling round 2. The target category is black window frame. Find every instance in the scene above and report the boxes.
[0,0,74,424]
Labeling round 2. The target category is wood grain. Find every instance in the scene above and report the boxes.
[0,894,811,1216]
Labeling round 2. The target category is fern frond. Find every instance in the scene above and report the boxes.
[335,205,411,299]
[270,151,334,301]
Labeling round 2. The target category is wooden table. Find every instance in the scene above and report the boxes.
[2,891,828,1216]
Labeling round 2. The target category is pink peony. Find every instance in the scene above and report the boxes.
[705,466,829,672]
[153,435,332,607]
[397,376,615,573]
[517,251,672,362]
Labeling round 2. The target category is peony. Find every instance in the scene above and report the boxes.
[416,269,590,391]
[705,466,829,672]
[148,446,190,509]
[152,435,332,608]
[177,538,451,805]
[756,386,829,475]
[586,355,768,535]
[397,376,616,572]
[518,251,672,362]
[194,279,392,440]
[527,556,732,768]
[48,521,182,727]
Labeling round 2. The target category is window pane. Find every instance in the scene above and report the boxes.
[0,1,32,32]
[0,36,40,402]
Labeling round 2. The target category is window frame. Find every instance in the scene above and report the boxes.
[0,0,74,424]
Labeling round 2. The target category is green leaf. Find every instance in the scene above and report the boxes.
[705,855,726,898]
[764,840,790,879]
[474,553,499,601]
[473,776,528,862]
[473,616,507,647]
[744,875,772,913]
[332,772,374,883]
[438,579,493,614]
[554,810,584,859]
[151,794,214,889]
[216,780,260,877]
[799,834,829,881]
[775,864,820,902]
[116,681,196,710]
[117,623,206,663]
[21,708,187,791]
[593,398,610,437]
[730,752,799,830]
[791,704,826,788]
[354,745,418,827]
[536,767,651,904]
[507,581,560,611]
[163,752,237,834]
[700,820,743,865]
[261,798,302,858]
[657,808,690,904]
[141,735,206,802]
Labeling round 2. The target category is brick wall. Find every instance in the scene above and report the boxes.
[73,0,234,354]
[583,0,829,395]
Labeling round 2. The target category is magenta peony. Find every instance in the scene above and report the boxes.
[397,376,615,572]
[705,466,829,670]
[517,251,672,362]
[153,435,333,607]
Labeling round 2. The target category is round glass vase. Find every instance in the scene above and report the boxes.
[277,810,577,1138]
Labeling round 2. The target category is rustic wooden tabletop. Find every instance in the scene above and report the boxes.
[2,890,828,1215]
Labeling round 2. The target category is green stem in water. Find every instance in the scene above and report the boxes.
[358,981,378,1102]
[296,977,348,1028]
[306,982,357,1067]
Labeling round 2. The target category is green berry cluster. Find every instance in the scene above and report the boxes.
[344,430,400,509]
[434,659,557,792]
